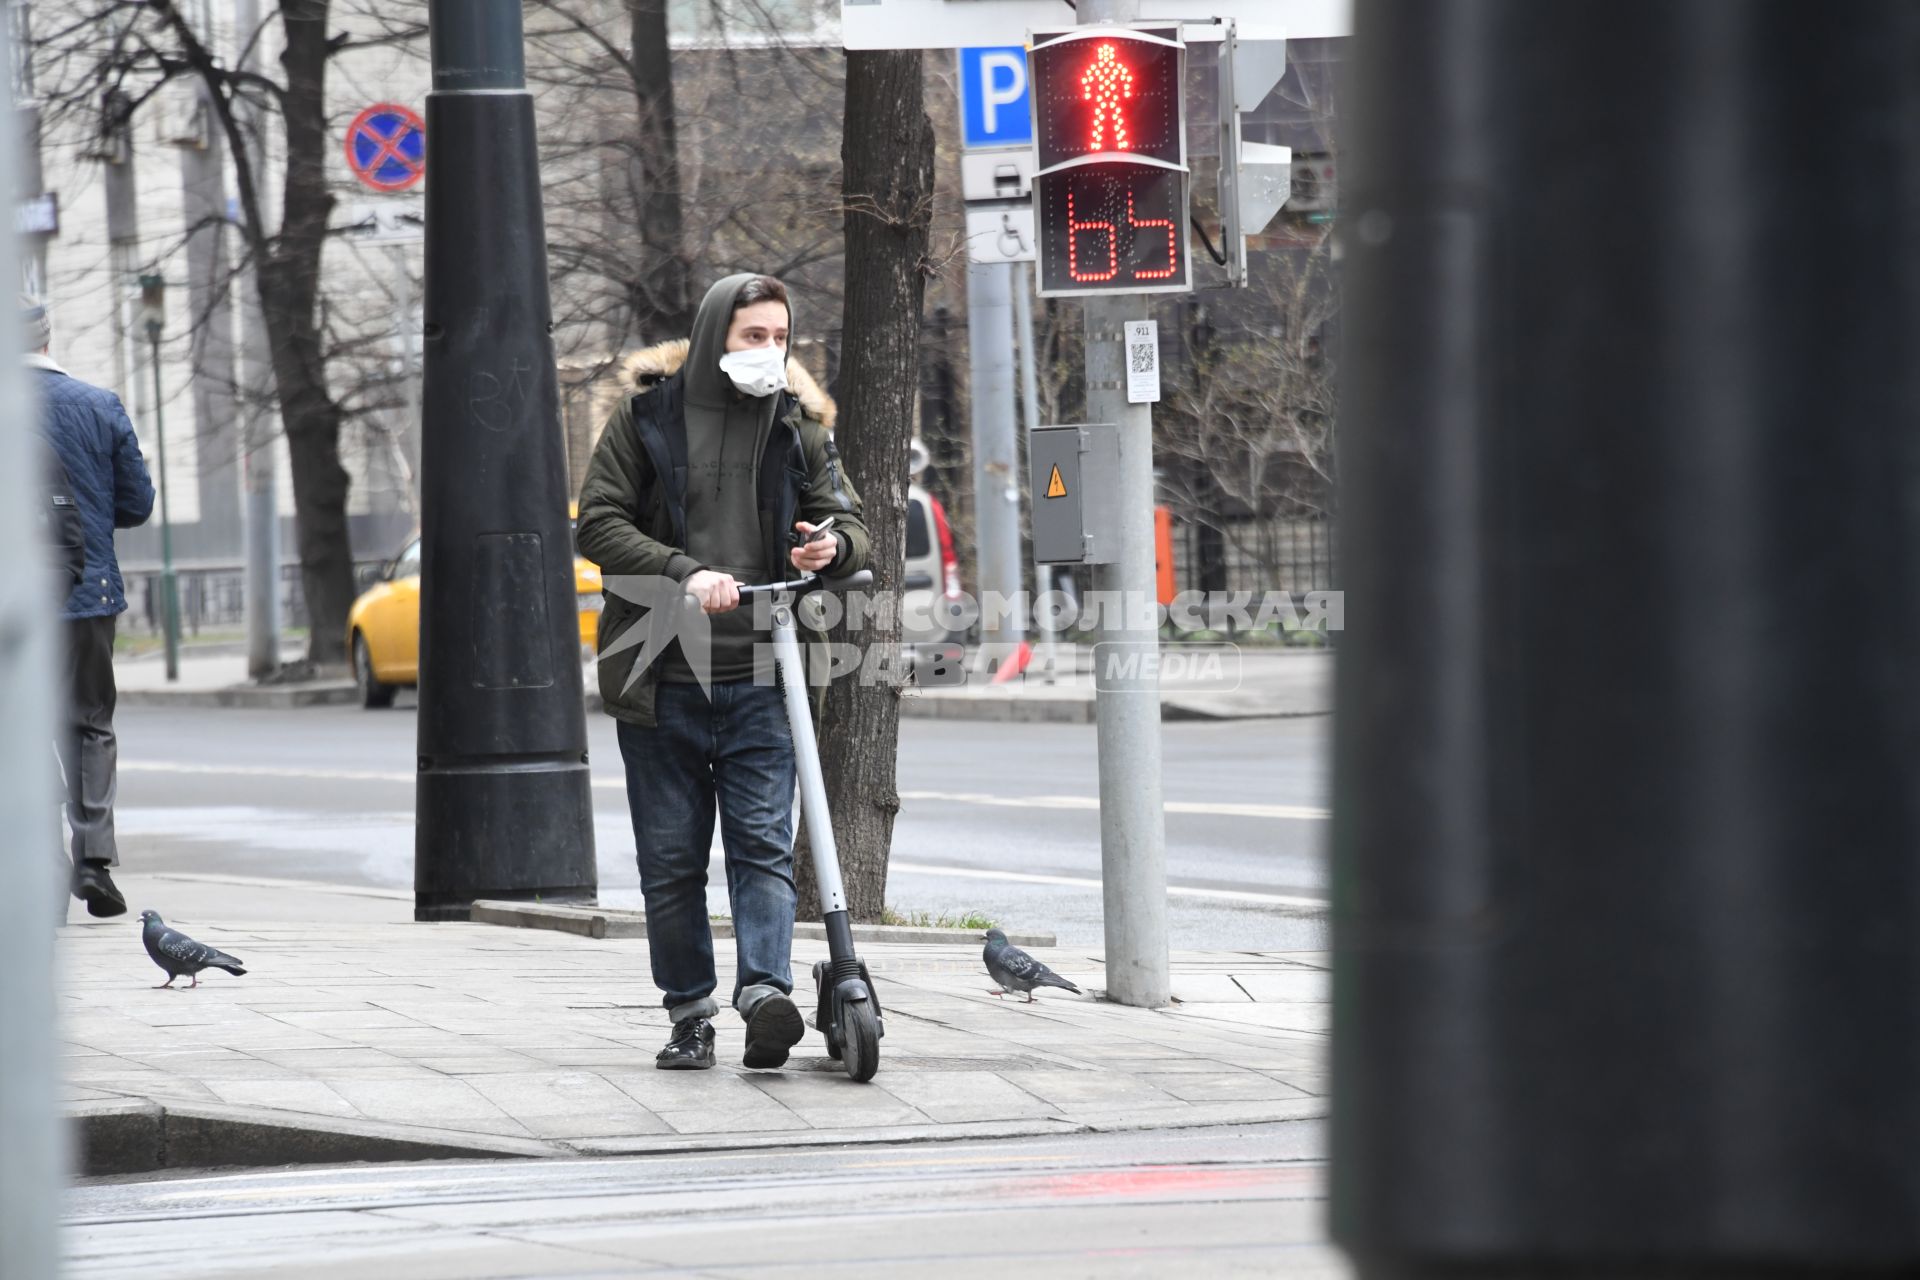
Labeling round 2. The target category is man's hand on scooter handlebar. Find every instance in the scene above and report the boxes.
[683,569,740,614]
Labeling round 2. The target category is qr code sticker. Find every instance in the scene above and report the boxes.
[1129,344,1155,374]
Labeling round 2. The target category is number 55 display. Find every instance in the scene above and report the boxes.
[1029,25,1190,297]
[1036,165,1190,295]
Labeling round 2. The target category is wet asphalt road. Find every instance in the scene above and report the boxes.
[109,703,1331,950]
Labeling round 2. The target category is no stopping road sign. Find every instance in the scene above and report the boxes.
[345,103,426,193]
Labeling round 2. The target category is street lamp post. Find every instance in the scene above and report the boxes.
[413,0,597,919]
[138,273,180,684]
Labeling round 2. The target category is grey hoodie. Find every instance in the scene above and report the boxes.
[662,274,790,683]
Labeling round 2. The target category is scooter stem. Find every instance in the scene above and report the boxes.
[768,601,847,917]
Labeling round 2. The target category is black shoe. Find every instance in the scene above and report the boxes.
[73,863,127,918]
[742,993,806,1069]
[656,1017,715,1070]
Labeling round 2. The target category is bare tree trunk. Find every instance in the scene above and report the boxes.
[267,1,354,667]
[794,50,934,923]
[626,0,691,340]
[150,0,357,668]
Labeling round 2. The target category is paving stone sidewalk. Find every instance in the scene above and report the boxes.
[59,875,1328,1164]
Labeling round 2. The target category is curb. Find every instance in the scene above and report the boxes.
[63,1105,1320,1182]
[897,695,1330,724]
[469,899,1056,948]
[119,682,359,710]
[69,1098,557,1176]
[900,695,1095,724]
[130,683,1322,720]
[69,1095,1327,1177]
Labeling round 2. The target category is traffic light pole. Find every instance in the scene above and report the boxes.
[1078,0,1170,1010]
[415,0,597,920]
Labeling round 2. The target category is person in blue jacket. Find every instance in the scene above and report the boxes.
[27,295,155,918]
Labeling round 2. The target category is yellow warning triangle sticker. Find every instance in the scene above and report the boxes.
[1045,465,1067,499]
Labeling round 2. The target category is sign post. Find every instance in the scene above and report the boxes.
[959,46,1034,667]
[343,104,427,500]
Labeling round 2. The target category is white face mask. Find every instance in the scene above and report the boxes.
[717,345,789,398]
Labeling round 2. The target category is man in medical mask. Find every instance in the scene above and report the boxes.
[578,274,870,1071]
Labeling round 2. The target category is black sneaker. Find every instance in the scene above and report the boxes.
[73,863,127,918]
[656,1017,715,1070]
[742,993,806,1069]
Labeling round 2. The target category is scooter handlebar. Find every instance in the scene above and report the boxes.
[736,568,874,596]
[679,568,875,610]
[821,568,874,592]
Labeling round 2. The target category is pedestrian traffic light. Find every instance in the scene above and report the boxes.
[1029,26,1191,297]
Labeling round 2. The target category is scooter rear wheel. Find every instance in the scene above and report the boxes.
[841,1000,880,1083]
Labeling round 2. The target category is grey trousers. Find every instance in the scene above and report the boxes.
[57,615,119,867]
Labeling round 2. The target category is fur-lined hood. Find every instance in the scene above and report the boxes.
[618,339,836,430]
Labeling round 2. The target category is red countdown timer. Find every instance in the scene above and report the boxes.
[1029,27,1184,170]
[1036,165,1190,295]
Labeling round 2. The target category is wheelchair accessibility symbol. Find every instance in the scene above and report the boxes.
[966,205,1036,265]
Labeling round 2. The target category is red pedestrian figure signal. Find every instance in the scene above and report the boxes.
[1029,25,1190,296]
[1030,25,1183,169]
[1081,44,1134,152]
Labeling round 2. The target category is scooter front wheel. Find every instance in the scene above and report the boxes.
[841,1000,880,1083]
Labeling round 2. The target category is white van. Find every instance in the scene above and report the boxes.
[902,481,963,645]
[902,439,963,645]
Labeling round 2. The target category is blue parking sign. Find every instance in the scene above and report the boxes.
[960,46,1032,149]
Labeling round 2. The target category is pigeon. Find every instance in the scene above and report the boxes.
[139,911,247,989]
[983,928,1081,1002]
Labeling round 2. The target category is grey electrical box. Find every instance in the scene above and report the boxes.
[1031,424,1121,564]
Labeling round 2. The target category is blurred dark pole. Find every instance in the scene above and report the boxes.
[415,0,597,921]
[1333,2,1920,1274]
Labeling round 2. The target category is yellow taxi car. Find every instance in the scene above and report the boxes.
[347,512,604,708]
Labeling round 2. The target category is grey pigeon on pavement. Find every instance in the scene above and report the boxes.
[139,910,246,989]
[983,928,1081,1002]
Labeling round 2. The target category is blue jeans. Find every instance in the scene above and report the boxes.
[617,680,798,1022]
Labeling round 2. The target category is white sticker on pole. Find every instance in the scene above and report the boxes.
[1126,320,1161,403]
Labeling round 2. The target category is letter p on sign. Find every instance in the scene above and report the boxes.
[981,52,1027,133]
[961,46,1033,149]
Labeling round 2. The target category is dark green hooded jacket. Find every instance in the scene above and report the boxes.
[575,276,870,727]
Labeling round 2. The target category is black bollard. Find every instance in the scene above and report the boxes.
[414,0,596,921]
[1333,1,1920,1273]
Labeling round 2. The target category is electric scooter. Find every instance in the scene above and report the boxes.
[735,567,884,1083]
